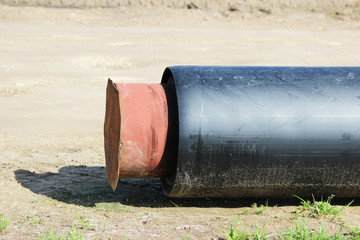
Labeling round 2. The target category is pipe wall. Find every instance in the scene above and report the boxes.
[160,66,360,198]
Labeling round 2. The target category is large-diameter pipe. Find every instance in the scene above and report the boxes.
[105,66,360,198]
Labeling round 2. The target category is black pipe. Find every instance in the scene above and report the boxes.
[160,66,360,198]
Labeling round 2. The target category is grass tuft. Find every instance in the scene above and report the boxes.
[66,225,84,240]
[0,213,12,233]
[36,228,64,240]
[224,217,351,240]
[224,219,268,240]
[345,226,360,239]
[76,213,96,231]
[294,194,353,219]
[21,214,45,225]
[37,225,84,240]
[251,200,269,214]
[169,200,180,208]
[241,209,249,215]
[279,218,346,240]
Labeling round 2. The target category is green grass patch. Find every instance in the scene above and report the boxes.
[294,194,353,219]
[94,202,132,213]
[251,200,269,214]
[76,213,96,231]
[66,226,85,240]
[241,209,249,215]
[36,228,64,240]
[0,213,12,233]
[224,218,354,240]
[37,225,84,240]
[21,214,45,225]
[224,219,268,240]
[279,219,345,240]
[344,226,360,239]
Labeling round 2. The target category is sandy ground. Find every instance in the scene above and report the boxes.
[1,2,360,239]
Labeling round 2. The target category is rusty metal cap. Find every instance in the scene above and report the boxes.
[104,79,170,191]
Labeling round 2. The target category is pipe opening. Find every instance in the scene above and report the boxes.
[160,72,180,196]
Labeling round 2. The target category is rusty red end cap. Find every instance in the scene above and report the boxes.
[104,79,169,191]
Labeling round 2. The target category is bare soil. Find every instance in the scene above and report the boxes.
[1,1,360,239]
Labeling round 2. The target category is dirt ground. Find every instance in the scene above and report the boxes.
[1,1,360,239]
